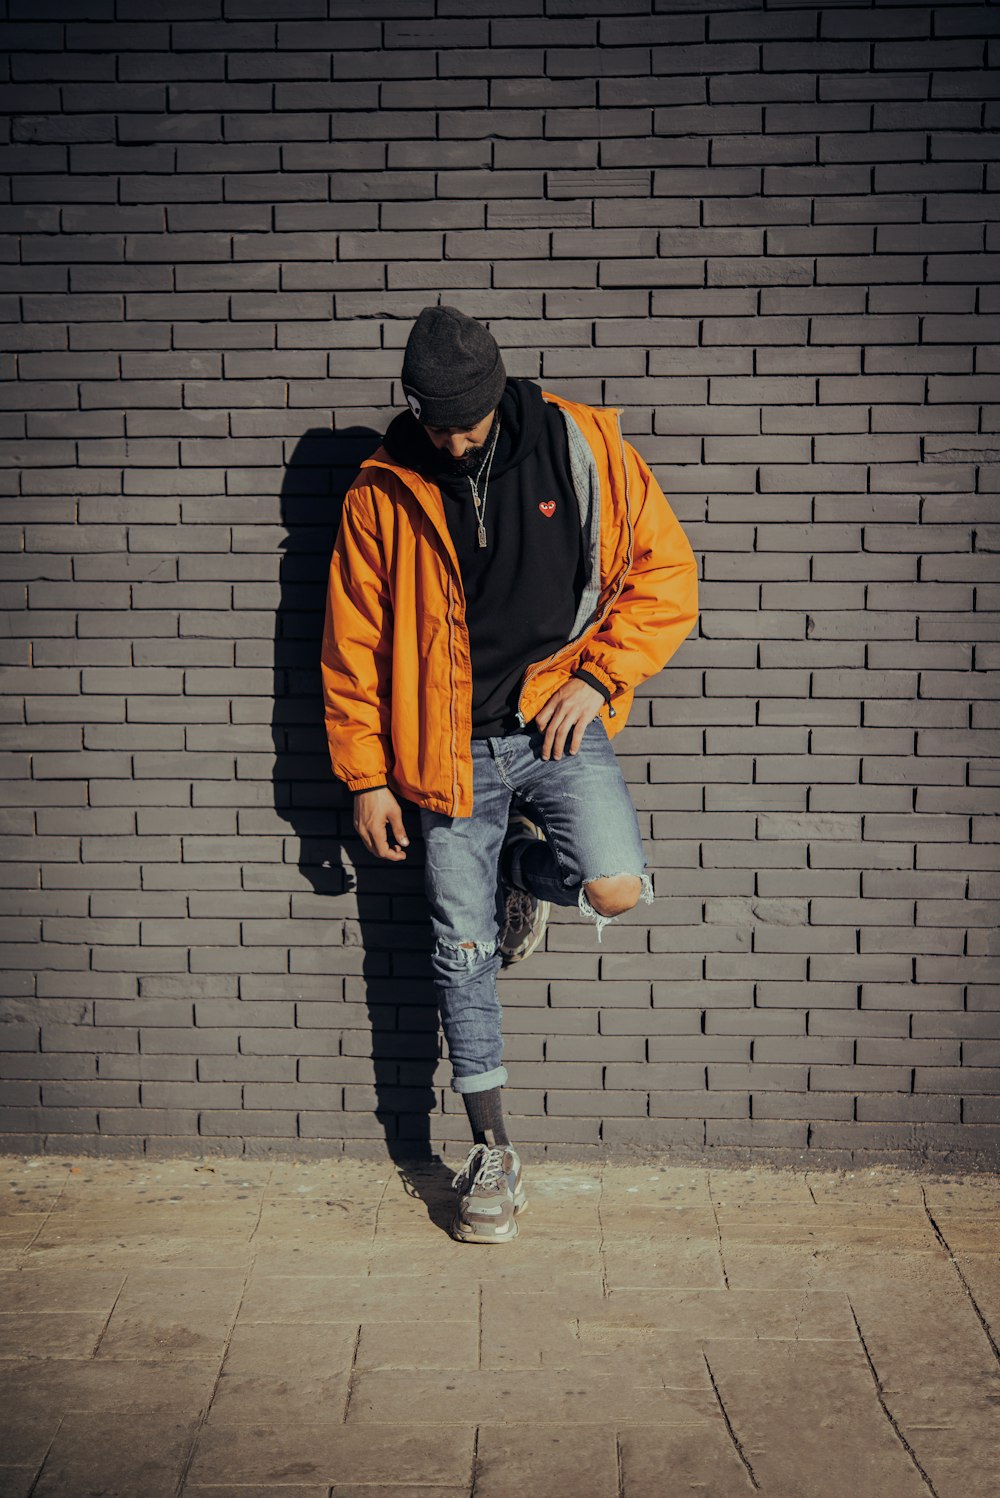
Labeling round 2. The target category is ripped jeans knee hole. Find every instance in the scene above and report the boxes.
[435,936,498,970]
[578,871,654,943]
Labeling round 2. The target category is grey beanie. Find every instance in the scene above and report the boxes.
[400,305,506,429]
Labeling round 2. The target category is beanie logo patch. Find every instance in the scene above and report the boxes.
[538,501,556,518]
[405,391,422,420]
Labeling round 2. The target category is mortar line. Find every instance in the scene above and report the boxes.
[367,1167,394,1276]
[848,1299,939,1498]
[706,1172,730,1289]
[24,1415,65,1498]
[702,1350,760,1490]
[477,1281,483,1371]
[172,1159,272,1498]
[172,1248,257,1498]
[16,1159,74,1267]
[245,1165,269,1245]
[90,1274,128,1359]
[920,1185,1000,1367]
[596,1165,609,1299]
[341,1320,363,1425]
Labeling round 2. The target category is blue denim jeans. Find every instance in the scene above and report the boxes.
[419,717,652,1095]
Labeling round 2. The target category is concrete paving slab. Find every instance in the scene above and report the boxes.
[848,1259,998,1402]
[207,1320,358,1423]
[207,1368,352,1425]
[240,1272,476,1324]
[222,1318,359,1377]
[30,1413,198,1498]
[183,1489,328,1498]
[618,1422,759,1493]
[0,1220,47,1247]
[1,1152,997,1498]
[183,1490,456,1498]
[708,1169,814,1206]
[703,1338,931,1498]
[346,1368,716,1425]
[593,1286,857,1340]
[0,1468,36,1498]
[356,1318,479,1371]
[0,1411,61,1467]
[722,1240,950,1291]
[0,1159,75,1208]
[802,1169,928,1206]
[915,1178,1000,1213]
[250,1243,372,1277]
[0,1356,218,1417]
[893,1422,1000,1498]
[266,1159,390,1197]
[24,1211,257,1269]
[95,1266,245,1361]
[473,1425,619,1498]
[479,1288,604,1371]
[327,1490,467,1498]
[185,1423,475,1487]
[597,1205,720,1238]
[954,1252,1000,1338]
[252,1199,381,1246]
[0,1310,108,1360]
[602,1238,727,1288]
[368,1234,604,1280]
[50,1166,266,1211]
[0,1267,125,1314]
[924,1215,1000,1252]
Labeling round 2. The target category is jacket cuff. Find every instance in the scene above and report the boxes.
[574,662,616,702]
[344,774,391,794]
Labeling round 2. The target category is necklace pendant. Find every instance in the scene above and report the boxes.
[476,522,487,549]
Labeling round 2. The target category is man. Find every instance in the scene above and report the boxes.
[321,306,698,1243]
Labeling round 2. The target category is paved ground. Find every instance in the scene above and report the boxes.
[0,1152,998,1498]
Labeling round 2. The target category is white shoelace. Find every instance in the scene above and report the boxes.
[452,1142,507,1193]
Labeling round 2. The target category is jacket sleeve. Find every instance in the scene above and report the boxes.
[575,440,698,704]
[320,485,396,794]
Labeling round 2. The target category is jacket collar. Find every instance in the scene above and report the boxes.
[356,391,627,584]
[357,446,461,576]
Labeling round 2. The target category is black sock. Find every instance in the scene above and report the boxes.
[461,1086,510,1148]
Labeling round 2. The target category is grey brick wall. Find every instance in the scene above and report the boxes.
[1,2,999,1168]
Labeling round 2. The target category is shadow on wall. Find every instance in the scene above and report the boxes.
[272,427,441,1164]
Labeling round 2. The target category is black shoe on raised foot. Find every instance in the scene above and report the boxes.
[498,811,550,966]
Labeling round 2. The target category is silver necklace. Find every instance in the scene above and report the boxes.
[468,416,501,550]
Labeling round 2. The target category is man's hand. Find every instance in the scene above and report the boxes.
[534,678,606,761]
[353,787,409,861]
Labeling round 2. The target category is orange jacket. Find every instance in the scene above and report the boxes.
[321,390,699,818]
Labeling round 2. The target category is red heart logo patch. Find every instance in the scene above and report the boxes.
[539,501,556,517]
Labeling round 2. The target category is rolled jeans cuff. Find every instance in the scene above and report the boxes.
[450,1063,508,1096]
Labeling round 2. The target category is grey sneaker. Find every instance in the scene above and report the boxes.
[498,812,550,966]
[450,1142,527,1244]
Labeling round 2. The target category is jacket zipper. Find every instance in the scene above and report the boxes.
[514,408,635,728]
[446,570,461,815]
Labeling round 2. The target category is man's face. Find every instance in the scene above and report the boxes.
[422,409,497,475]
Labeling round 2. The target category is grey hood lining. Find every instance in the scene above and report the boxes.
[557,404,604,642]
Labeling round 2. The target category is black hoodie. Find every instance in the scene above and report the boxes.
[383,378,607,739]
